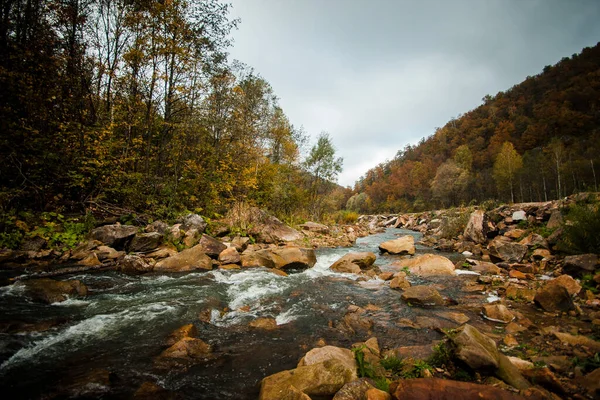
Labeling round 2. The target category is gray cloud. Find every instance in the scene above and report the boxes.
[228,0,600,187]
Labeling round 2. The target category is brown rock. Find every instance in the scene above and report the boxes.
[89,224,138,249]
[504,229,526,239]
[96,245,123,260]
[330,252,376,270]
[129,232,163,252]
[401,285,444,306]
[133,381,175,400]
[546,210,563,229]
[563,254,599,276]
[153,244,213,272]
[165,324,197,346]
[545,274,581,296]
[390,274,411,290]
[522,367,566,396]
[469,260,501,275]
[196,234,227,258]
[231,236,250,252]
[488,236,527,263]
[77,252,102,267]
[534,285,575,312]
[331,260,361,274]
[332,378,376,400]
[575,367,600,397]
[482,304,515,323]
[119,254,153,274]
[391,378,525,400]
[20,278,87,304]
[241,247,317,270]
[218,247,241,264]
[298,221,330,234]
[378,235,415,255]
[463,210,489,244]
[249,317,278,330]
[379,272,394,281]
[298,346,357,379]
[366,388,391,400]
[509,270,527,279]
[157,337,210,360]
[519,233,548,249]
[451,324,500,371]
[146,245,178,259]
[551,331,600,352]
[393,254,455,276]
[506,285,536,302]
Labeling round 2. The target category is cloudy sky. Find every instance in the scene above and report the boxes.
[227,0,600,187]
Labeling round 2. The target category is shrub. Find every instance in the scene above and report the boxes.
[332,210,359,224]
[557,203,600,254]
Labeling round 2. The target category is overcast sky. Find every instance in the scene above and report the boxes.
[227,0,600,187]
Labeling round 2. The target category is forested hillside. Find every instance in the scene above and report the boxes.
[0,0,346,222]
[351,43,600,213]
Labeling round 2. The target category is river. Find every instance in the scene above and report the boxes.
[0,228,477,399]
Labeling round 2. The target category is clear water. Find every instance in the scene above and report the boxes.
[0,229,473,399]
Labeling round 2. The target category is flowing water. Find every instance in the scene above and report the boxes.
[0,229,476,399]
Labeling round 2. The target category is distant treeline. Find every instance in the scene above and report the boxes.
[351,43,600,213]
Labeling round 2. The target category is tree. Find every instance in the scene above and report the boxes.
[430,160,469,207]
[493,142,523,203]
[303,133,343,218]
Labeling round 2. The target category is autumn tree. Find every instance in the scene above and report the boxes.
[493,142,523,203]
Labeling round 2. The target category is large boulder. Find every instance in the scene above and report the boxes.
[463,210,488,244]
[487,236,527,263]
[178,214,207,234]
[330,260,361,274]
[129,232,163,252]
[89,224,138,249]
[20,278,88,304]
[196,235,227,258]
[481,304,514,323]
[241,247,316,270]
[378,235,415,255]
[563,254,599,277]
[228,207,302,244]
[298,222,329,234]
[393,254,455,276]
[153,244,213,272]
[546,210,563,229]
[534,284,575,312]
[330,252,376,271]
[118,255,153,274]
[391,378,525,400]
[545,274,582,296]
[401,285,444,306]
[298,346,357,379]
[451,324,500,371]
[218,247,241,264]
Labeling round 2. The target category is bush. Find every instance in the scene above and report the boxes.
[332,210,359,224]
[557,203,600,254]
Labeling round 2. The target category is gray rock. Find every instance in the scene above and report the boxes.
[463,210,488,244]
[451,324,500,371]
[563,254,599,276]
[401,285,444,306]
[119,255,153,274]
[487,236,527,262]
[89,224,138,249]
[129,232,163,252]
[196,234,227,258]
[178,214,207,234]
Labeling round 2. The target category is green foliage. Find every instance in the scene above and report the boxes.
[401,266,411,275]
[29,212,96,251]
[428,342,452,368]
[572,353,600,373]
[380,355,405,373]
[581,274,599,294]
[401,360,433,378]
[352,346,377,379]
[332,210,359,224]
[373,376,390,392]
[557,203,600,254]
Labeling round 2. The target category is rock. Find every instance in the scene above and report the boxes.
[545,274,581,296]
[519,233,548,249]
[196,234,227,258]
[463,210,488,244]
[391,378,525,399]
[260,360,356,399]
[509,269,527,279]
[20,278,88,304]
[546,210,563,229]
[495,353,530,390]
[54,369,116,398]
[532,248,551,260]
[390,274,411,290]
[563,254,599,276]
[469,260,501,275]
[133,381,175,400]
[451,324,500,371]
[165,324,198,346]
[534,285,575,312]
[96,245,123,260]
[482,304,515,323]
[241,247,317,270]
[379,272,394,281]
[332,378,376,400]
[77,252,102,266]
[504,228,526,239]
[331,260,361,274]
[146,220,170,234]
[575,367,600,397]
[231,236,250,252]
[218,247,241,264]
[178,214,207,234]
[366,388,391,400]
[507,356,534,371]
[546,227,563,246]
[393,254,455,276]
[89,224,138,249]
[157,337,210,361]
[129,232,163,252]
[551,331,600,352]
[249,317,278,330]
[298,346,357,378]
[331,252,377,270]
[119,254,153,274]
[488,236,527,262]
[21,236,47,252]
[506,285,536,302]
[512,210,527,221]
[341,306,373,334]
[153,244,213,272]
[401,285,444,306]
[169,224,183,240]
[522,367,565,395]
[146,245,178,259]
[298,221,329,234]
[378,235,415,255]
[70,240,102,260]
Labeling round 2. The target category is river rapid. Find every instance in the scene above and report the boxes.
[0,229,476,399]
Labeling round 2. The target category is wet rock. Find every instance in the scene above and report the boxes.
[332,378,376,400]
[54,368,116,398]
[178,214,207,234]
[390,378,525,400]
[241,247,317,270]
[394,254,455,276]
[331,260,361,274]
[435,311,470,325]
[298,221,329,234]
[534,285,575,312]
[463,210,489,244]
[129,232,163,252]
[378,235,415,255]
[133,381,176,400]
[401,285,444,306]
[119,254,153,274]
[488,236,527,263]
[298,346,357,379]
[545,274,581,296]
[89,223,138,249]
[575,367,600,397]
[562,254,599,276]
[341,306,373,334]
[451,324,500,371]
[153,244,213,272]
[165,324,198,346]
[196,234,227,258]
[20,278,88,303]
[389,274,411,290]
[156,337,211,365]
[218,247,241,264]
[482,304,515,323]
[330,252,376,270]
[249,317,278,330]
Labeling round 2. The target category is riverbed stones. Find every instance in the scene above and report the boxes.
[332,378,377,400]
[119,254,153,274]
[390,378,525,400]
[463,210,488,244]
[298,221,329,234]
[157,337,211,361]
[487,236,527,263]
[249,317,278,330]
[241,247,316,270]
[389,273,411,290]
[534,284,575,312]
[20,278,88,304]
[129,232,163,252]
[89,223,138,249]
[196,234,227,258]
[330,252,376,270]
[393,254,455,276]
[400,285,444,306]
[378,235,415,255]
[165,324,198,346]
[467,259,501,275]
[331,260,361,274]
[482,304,515,323]
[451,324,500,371]
[218,247,240,264]
[153,244,213,272]
[298,346,357,379]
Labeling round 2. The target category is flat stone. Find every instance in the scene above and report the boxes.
[393,254,455,276]
[378,235,415,255]
[401,285,444,306]
[153,244,213,272]
[330,252,376,270]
